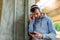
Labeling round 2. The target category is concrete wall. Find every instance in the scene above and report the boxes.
[0,0,15,40]
[24,0,35,40]
[0,0,2,21]
[14,0,25,40]
[0,0,35,40]
[0,0,25,40]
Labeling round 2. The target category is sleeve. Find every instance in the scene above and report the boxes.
[43,18,56,40]
[28,20,35,33]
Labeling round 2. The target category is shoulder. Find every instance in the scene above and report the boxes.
[44,15,52,21]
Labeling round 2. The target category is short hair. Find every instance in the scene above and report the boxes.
[30,5,40,12]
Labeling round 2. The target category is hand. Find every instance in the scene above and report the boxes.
[29,14,34,22]
[30,33,35,38]
[30,32,43,39]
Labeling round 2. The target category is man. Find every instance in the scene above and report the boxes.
[28,5,56,40]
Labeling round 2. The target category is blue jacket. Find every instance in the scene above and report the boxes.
[28,15,56,40]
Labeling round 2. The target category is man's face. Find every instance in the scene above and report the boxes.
[32,9,41,18]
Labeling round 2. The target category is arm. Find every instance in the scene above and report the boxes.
[43,18,56,40]
[28,20,34,33]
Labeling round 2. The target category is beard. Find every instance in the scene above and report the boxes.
[35,16,40,19]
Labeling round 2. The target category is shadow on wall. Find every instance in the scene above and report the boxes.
[14,14,25,40]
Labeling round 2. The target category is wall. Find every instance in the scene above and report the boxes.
[0,0,2,21]
[0,0,15,40]
[0,0,35,40]
[14,0,25,40]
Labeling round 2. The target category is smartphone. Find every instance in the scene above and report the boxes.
[30,32,36,35]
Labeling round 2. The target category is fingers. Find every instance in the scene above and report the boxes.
[29,14,34,22]
[33,31,38,34]
[34,31,37,33]
[29,32,43,39]
[33,32,43,39]
[30,34,35,38]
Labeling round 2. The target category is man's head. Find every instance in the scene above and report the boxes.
[30,5,42,18]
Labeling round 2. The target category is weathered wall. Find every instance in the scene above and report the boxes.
[0,0,2,21]
[0,0,35,40]
[0,0,15,40]
[14,0,35,40]
[24,0,35,40]
[14,0,25,40]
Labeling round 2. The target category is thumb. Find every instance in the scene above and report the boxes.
[34,31,37,34]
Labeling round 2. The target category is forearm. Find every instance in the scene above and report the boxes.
[43,32,56,39]
[29,20,34,33]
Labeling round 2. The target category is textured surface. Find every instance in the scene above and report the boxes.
[0,0,2,21]
[0,0,15,40]
[14,0,25,40]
